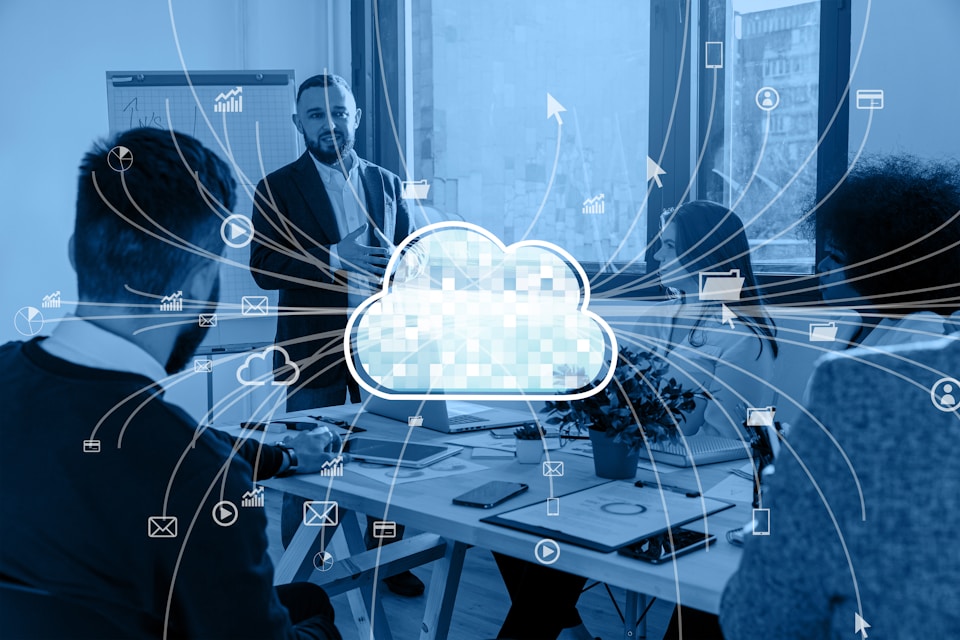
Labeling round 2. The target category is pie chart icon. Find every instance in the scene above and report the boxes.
[220,214,254,249]
[107,145,134,172]
[313,551,335,572]
[14,306,44,337]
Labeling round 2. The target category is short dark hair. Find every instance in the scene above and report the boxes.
[296,74,353,104]
[818,156,960,315]
[74,127,236,301]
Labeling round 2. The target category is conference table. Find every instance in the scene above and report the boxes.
[259,406,754,640]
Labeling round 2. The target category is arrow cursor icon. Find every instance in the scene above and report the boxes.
[721,304,736,328]
[546,93,566,124]
[647,156,666,188]
[854,612,870,638]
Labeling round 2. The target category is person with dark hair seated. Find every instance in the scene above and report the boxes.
[493,201,779,640]
[0,127,341,638]
[815,155,960,345]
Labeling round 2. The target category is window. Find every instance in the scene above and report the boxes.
[360,0,847,289]
[410,0,651,272]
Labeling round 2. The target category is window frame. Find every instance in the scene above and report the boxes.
[352,0,851,303]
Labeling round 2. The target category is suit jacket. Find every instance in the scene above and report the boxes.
[250,152,415,390]
[720,336,960,638]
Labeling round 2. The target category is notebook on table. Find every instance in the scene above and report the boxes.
[647,434,750,467]
[360,391,538,434]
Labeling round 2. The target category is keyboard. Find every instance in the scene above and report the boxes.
[647,435,749,468]
[447,413,490,425]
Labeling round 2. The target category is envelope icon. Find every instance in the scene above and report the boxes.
[809,321,838,342]
[241,296,268,316]
[542,461,564,477]
[198,313,218,327]
[194,359,213,373]
[303,501,338,527]
[401,179,430,200]
[148,516,178,538]
[698,269,744,302]
[746,406,776,427]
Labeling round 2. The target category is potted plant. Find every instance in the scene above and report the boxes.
[541,347,703,479]
[514,423,545,464]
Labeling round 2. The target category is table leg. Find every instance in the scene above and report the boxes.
[418,540,468,640]
[624,591,646,639]
[337,511,394,640]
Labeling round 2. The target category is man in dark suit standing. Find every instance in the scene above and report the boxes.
[250,74,424,596]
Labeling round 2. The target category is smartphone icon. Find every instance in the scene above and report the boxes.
[752,508,771,535]
[705,41,723,69]
[547,497,560,516]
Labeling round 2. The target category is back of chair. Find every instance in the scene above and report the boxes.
[0,581,131,639]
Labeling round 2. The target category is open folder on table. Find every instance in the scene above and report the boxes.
[482,482,734,553]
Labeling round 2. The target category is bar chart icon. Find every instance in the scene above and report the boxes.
[160,291,183,312]
[214,86,243,113]
[42,291,61,308]
[242,486,265,508]
[582,193,605,214]
[319,456,344,477]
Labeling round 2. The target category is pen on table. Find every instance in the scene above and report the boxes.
[634,480,701,498]
[311,415,348,427]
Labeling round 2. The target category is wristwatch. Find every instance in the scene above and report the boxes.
[277,443,299,477]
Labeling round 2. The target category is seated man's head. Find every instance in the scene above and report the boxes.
[71,127,236,373]
[817,156,960,316]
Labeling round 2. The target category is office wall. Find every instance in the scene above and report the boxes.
[0,0,350,345]
[849,0,960,159]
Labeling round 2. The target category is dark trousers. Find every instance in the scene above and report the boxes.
[493,553,587,639]
[276,582,342,639]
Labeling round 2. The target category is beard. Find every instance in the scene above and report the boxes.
[305,131,355,165]
[165,281,219,374]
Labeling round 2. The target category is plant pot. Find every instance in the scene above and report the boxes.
[589,429,639,479]
[514,438,543,464]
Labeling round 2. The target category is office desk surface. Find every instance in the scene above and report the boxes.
[261,406,751,615]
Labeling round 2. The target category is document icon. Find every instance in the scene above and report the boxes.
[401,179,430,200]
[194,359,213,373]
[542,461,564,477]
[746,407,776,427]
[752,508,770,535]
[82,439,101,453]
[241,295,268,316]
[809,321,838,342]
[148,516,178,538]
[303,501,339,527]
[372,520,398,539]
[698,269,744,302]
[855,89,884,110]
[408,415,423,427]
[198,314,217,327]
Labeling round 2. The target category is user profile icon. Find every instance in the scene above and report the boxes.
[755,87,780,112]
[931,377,960,413]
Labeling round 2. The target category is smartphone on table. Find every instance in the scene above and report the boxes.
[618,528,715,564]
[452,481,529,508]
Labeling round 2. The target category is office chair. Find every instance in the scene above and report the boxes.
[0,580,131,639]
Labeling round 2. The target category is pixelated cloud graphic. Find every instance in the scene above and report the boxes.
[236,345,300,387]
[345,222,617,400]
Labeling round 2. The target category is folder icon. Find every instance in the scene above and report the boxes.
[401,179,430,200]
[698,269,744,302]
[746,407,776,427]
[408,415,423,427]
[809,321,838,342]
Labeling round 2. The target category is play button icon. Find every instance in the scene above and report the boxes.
[220,214,254,249]
[534,538,560,565]
[212,500,239,527]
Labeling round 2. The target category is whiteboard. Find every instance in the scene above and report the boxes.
[106,71,301,345]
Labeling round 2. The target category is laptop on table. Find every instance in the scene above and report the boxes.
[361,392,538,434]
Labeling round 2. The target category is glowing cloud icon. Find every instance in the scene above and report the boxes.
[236,345,301,387]
[345,222,617,400]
